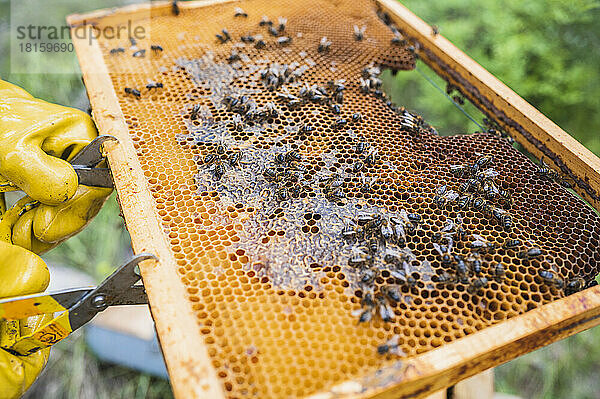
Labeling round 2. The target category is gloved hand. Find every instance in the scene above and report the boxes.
[0,79,112,253]
[0,79,113,398]
[0,241,51,399]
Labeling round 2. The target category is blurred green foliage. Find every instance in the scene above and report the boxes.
[2,0,600,398]
[386,0,600,154]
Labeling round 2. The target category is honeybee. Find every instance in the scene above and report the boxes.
[377,335,405,356]
[356,140,369,154]
[360,176,378,193]
[432,25,439,36]
[435,271,456,285]
[466,253,482,275]
[124,87,141,99]
[110,47,125,55]
[150,44,163,53]
[132,49,146,58]
[434,185,459,208]
[259,16,272,26]
[503,239,521,249]
[517,247,543,260]
[352,113,362,123]
[331,103,341,114]
[357,212,376,226]
[377,295,394,322]
[216,29,231,43]
[171,0,180,16]
[342,224,359,241]
[355,291,376,323]
[353,25,366,41]
[359,77,370,93]
[240,35,255,43]
[234,7,247,17]
[229,151,242,167]
[470,234,496,252]
[255,39,267,49]
[364,148,378,166]
[277,36,292,46]
[491,207,512,231]
[433,243,452,266]
[213,162,226,180]
[467,277,488,294]
[450,164,473,178]
[381,285,401,303]
[318,37,332,52]
[565,278,586,295]
[332,118,347,130]
[360,267,377,285]
[277,17,287,32]
[227,50,241,63]
[145,82,163,90]
[538,270,564,289]
[391,33,406,46]
[454,256,469,283]
[537,157,575,188]
[493,262,506,282]
[459,178,480,194]
[348,247,372,268]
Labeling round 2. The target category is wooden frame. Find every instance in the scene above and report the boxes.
[67,1,600,398]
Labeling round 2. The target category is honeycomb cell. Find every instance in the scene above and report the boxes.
[91,0,600,397]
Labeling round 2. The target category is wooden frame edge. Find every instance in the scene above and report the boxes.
[376,0,600,211]
[68,24,226,399]
[66,0,238,27]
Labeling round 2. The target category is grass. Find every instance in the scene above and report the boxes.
[2,0,600,398]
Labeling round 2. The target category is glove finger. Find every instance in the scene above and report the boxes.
[32,185,112,244]
[0,241,49,298]
[0,81,98,205]
[0,129,79,205]
[0,316,51,399]
[12,210,57,255]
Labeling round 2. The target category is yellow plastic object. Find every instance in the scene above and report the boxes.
[0,80,96,205]
[0,241,50,399]
[0,80,112,252]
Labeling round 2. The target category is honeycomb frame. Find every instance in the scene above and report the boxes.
[67,1,600,398]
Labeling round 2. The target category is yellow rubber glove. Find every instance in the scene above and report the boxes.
[0,79,112,253]
[0,241,51,399]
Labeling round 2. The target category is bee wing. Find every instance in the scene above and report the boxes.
[446,237,454,253]
[402,260,411,276]
[432,242,443,256]
[445,191,459,202]
[441,220,455,232]
[386,334,400,347]
[390,346,406,357]
[481,168,499,178]
[472,234,487,242]
[390,270,406,280]
[351,308,364,317]
[436,184,447,195]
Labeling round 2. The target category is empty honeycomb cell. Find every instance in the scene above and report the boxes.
[88,0,600,397]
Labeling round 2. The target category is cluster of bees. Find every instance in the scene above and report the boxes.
[434,155,513,230]
[199,142,244,180]
[221,95,280,125]
[341,210,422,323]
[262,151,310,202]
[259,63,308,91]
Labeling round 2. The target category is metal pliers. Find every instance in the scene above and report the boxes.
[0,253,156,356]
[0,135,116,192]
